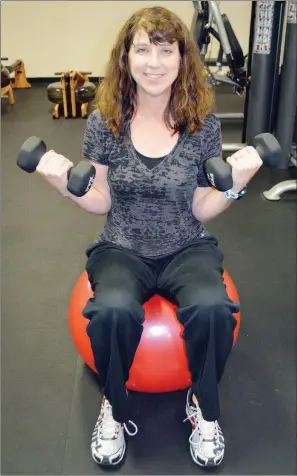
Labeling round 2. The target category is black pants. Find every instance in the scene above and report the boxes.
[83,236,239,424]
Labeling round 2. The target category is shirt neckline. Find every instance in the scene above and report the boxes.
[125,124,189,174]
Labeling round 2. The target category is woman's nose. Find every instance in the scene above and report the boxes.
[147,50,161,68]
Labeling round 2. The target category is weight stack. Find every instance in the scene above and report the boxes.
[245,1,286,143]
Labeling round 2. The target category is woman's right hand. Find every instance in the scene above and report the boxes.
[36,150,74,197]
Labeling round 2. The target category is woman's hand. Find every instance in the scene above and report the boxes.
[36,150,74,197]
[226,146,263,192]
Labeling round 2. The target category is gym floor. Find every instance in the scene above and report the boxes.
[2,84,296,475]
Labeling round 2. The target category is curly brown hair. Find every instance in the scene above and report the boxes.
[96,6,214,137]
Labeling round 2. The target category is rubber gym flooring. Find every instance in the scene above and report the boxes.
[2,84,296,475]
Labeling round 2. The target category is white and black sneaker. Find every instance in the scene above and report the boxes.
[184,389,225,467]
[91,396,138,466]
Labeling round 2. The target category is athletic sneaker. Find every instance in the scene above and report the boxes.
[184,389,225,467]
[91,396,138,466]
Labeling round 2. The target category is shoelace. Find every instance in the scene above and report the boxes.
[99,405,118,439]
[123,420,138,436]
[99,404,138,439]
[184,409,217,445]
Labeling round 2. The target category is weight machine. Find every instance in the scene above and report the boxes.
[1,57,31,89]
[192,0,297,201]
[262,2,297,200]
[47,70,96,119]
[191,1,249,122]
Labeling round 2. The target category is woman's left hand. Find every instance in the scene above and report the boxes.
[226,146,263,192]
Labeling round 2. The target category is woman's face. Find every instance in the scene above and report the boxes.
[128,29,181,98]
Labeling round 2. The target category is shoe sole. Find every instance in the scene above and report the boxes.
[91,440,126,467]
[189,443,223,468]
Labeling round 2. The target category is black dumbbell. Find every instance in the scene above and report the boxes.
[17,136,96,197]
[204,133,282,192]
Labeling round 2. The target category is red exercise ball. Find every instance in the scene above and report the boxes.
[69,270,240,393]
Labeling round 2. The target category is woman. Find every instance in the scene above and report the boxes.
[37,6,262,469]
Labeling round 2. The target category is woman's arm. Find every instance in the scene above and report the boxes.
[66,161,111,214]
[68,109,112,214]
[193,115,262,223]
[192,186,238,223]
[192,147,262,223]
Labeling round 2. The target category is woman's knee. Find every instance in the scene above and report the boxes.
[179,284,224,309]
[83,288,144,331]
[177,286,238,331]
[98,289,136,310]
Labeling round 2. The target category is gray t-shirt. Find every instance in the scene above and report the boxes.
[82,109,221,258]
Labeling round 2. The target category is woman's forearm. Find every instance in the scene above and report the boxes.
[192,189,237,223]
[66,186,110,215]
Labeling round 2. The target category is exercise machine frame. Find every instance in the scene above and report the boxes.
[194,1,296,201]
[262,1,297,200]
[192,1,249,122]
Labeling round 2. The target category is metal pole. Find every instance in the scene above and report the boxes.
[246,1,286,143]
[274,0,297,169]
[190,2,199,39]
[208,1,233,66]
[222,143,245,153]
[242,1,257,143]
[262,180,297,200]
[215,112,244,121]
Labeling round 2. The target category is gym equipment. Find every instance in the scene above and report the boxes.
[245,1,287,143]
[1,65,14,105]
[262,177,297,201]
[191,1,248,122]
[70,70,96,118]
[192,1,247,92]
[262,1,297,200]
[47,70,96,119]
[1,58,31,89]
[192,2,292,149]
[274,4,297,168]
[47,81,65,119]
[205,132,282,192]
[17,136,96,197]
[69,270,240,393]
[202,1,296,202]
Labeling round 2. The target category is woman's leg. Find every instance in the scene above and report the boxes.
[83,243,156,465]
[157,237,239,467]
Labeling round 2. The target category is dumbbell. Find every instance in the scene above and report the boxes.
[17,136,96,197]
[204,133,282,192]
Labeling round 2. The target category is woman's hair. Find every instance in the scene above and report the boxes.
[96,6,214,137]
